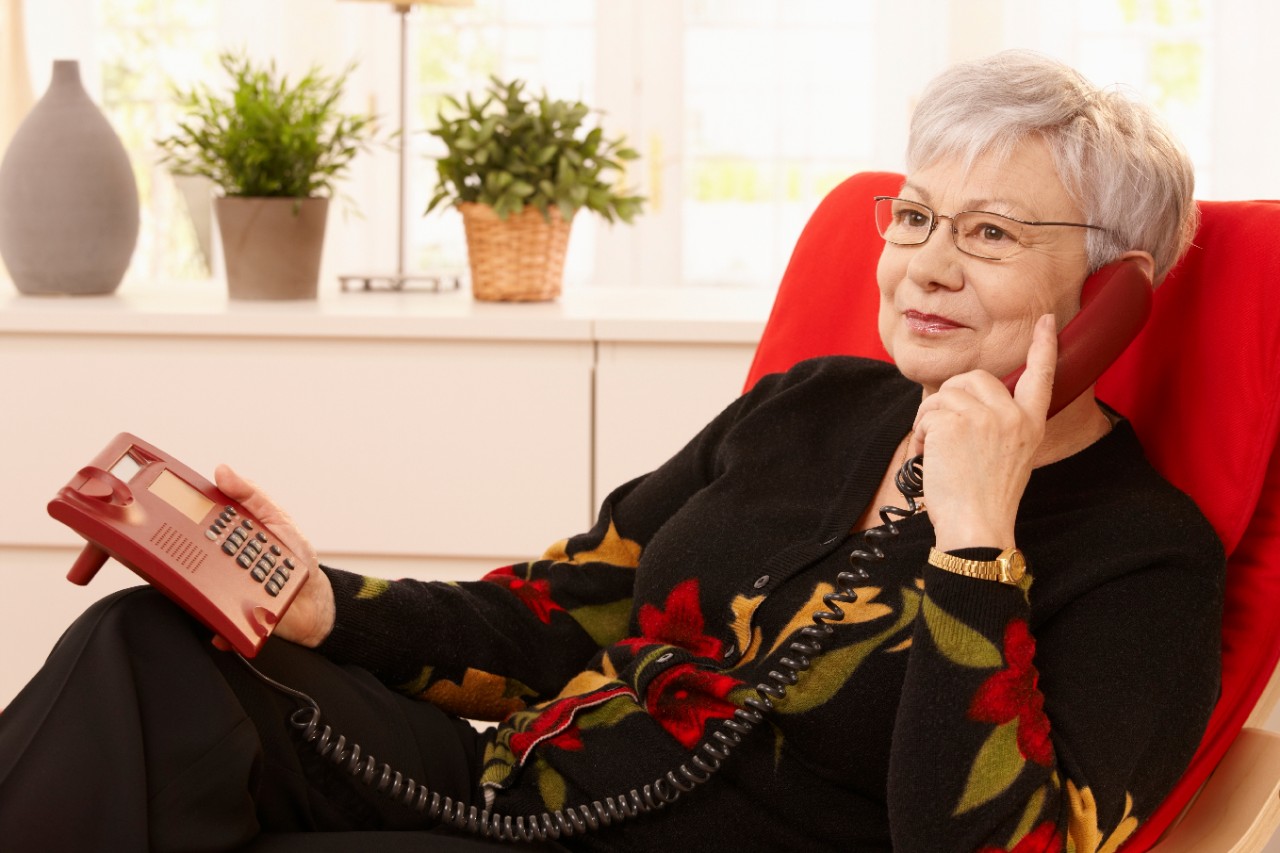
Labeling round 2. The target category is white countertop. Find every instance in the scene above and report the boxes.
[0,279,774,344]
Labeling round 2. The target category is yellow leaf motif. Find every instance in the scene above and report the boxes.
[1066,780,1139,853]
[542,520,642,567]
[554,669,618,700]
[766,583,892,659]
[727,593,764,667]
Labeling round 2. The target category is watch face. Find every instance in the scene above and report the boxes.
[1002,550,1027,583]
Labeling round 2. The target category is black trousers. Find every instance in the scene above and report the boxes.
[0,587,569,852]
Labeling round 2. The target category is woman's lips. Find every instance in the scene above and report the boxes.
[903,310,965,334]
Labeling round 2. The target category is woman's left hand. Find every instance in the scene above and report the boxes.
[908,314,1057,552]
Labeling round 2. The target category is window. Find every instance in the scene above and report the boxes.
[10,0,1271,295]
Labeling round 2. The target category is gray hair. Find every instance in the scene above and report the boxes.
[906,50,1197,281]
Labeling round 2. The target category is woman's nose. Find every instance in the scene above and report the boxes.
[904,220,965,290]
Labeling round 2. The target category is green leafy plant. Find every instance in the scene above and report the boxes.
[156,52,374,198]
[426,77,644,223]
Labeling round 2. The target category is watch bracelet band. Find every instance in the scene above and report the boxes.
[927,546,1009,583]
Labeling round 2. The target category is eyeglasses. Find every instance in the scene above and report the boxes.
[873,196,1108,261]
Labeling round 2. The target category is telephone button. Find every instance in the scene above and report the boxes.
[220,510,234,523]
[222,541,239,556]
[251,565,269,582]
[273,566,290,581]
[265,580,282,597]
[283,558,296,570]
[205,529,218,541]
[270,545,282,557]
[238,553,254,569]
[256,532,268,544]
[241,519,254,531]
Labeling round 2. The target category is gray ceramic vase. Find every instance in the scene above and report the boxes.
[0,60,139,295]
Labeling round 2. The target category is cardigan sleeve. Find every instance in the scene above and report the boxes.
[886,547,1223,853]
[314,369,789,720]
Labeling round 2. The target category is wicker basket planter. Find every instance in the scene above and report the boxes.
[459,202,574,302]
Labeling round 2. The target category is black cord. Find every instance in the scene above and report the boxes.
[237,455,926,843]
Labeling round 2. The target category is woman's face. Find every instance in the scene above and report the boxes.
[876,136,1091,395]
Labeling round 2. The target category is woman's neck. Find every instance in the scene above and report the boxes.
[1034,388,1114,467]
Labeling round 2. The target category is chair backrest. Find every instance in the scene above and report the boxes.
[746,172,1280,851]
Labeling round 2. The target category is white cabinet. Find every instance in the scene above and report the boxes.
[0,282,767,705]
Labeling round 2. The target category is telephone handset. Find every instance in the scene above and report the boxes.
[49,433,309,657]
[1001,258,1154,417]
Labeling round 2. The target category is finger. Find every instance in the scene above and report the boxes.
[1013,314,1058,419]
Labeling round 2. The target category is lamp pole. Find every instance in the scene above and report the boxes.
[339,1,461,292]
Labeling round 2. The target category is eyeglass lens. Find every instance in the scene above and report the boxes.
[874,197,1025,260]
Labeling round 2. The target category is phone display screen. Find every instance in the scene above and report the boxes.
[148,469,216,524]
[109,452,143,483]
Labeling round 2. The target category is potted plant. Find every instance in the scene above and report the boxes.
[426,77,644,301]
[157,52,374,299]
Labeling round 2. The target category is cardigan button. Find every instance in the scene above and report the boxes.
[657,652,674,663]
[753,575,770,589]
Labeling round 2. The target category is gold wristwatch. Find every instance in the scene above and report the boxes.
[927,547,1026,585]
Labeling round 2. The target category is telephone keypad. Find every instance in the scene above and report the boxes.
[209,509,294,597]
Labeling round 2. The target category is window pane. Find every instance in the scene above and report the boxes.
[97,0,218,284]
[681,0,876,287]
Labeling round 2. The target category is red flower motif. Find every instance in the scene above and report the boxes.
[645,663,743,749]
[484,565,564,625]
[969,619,1054,766]
[622,579,723,659]
[976,821,1063,853]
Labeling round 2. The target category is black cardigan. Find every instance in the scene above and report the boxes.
[320,356,1224,852]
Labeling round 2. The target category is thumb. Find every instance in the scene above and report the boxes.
[214,464,284,525]
[214,464,253,502]
[1014,314,1057,419]
[1013,312,1054,417]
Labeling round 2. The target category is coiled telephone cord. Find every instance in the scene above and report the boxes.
[239,456,925,843]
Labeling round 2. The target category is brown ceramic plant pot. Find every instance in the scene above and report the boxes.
[215,196,329,300]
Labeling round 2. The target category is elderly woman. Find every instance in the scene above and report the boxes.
[0,51,1221,853]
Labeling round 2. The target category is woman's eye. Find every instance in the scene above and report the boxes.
[896,208,929,228]
[969,219,1017,245]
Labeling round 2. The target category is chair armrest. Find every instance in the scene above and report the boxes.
[1148,727,1280,853]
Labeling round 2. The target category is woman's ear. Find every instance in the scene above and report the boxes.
[1115,249,1157,286]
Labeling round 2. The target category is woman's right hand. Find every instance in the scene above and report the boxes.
[214,464,336,648]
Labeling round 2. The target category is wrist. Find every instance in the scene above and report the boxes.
[930,509,1015,552]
